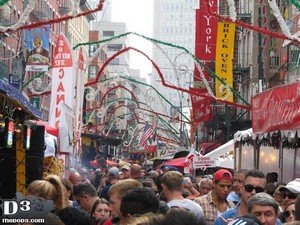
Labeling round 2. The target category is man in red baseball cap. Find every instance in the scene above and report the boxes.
[195,169,235,225]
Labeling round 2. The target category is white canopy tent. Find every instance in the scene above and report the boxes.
[204,140,234,169]
[234,128,300,182]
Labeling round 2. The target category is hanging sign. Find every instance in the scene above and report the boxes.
[49,33,74,128]
[193,154,215,171]
[251,82,300,133]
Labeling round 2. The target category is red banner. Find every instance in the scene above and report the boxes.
[190,87,211,123]
[194,0,218,82]
[251,82,300,133]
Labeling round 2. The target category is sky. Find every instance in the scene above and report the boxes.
[111,0,154,81]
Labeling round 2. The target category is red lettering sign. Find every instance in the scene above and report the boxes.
[194,0,218,81]
[52,34,73,68]
[251,82,300,133]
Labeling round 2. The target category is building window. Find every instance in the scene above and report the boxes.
[103,31,114,36]
[110,58,120,65]
[107,44,123,51]
[89,44,99,57]
[290,49,300,69]
[88,65,98,79]
[269,50,279,67]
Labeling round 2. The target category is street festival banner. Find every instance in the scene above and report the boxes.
[74,48,85,154]
[194,0,217,85]
[192,0,217,123]
[25,25,50,72]
[215,22,235,102]
[251,82,300,133]
[189,87,211,123]
[49,33,74,153]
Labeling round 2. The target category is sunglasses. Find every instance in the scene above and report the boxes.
[244,184,265,193]
[281,191,297,199]
[283,210,295,220]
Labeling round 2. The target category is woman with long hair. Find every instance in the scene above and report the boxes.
[91,198,111,225]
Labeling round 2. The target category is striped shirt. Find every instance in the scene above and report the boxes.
[194,191,235,225]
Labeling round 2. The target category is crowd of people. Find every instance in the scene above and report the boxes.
[13,163,300,225]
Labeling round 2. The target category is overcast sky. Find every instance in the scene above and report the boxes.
[111,0,154,80]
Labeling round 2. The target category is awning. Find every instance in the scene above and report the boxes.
[0,79,43,119]
[201,142,222,154]
[251,82,300,133]
[164,157,188,168]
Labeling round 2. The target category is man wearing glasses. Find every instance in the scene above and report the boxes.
[214,169,266,225]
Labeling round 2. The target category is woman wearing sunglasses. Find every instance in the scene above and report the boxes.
[278,179,300,223]
[282,202,296,223]
[279,179,300,209]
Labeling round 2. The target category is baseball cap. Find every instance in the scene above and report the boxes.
[279,178,300,194]
[121,164,131,171]
[108,167,120,179]
[214,169,233,182]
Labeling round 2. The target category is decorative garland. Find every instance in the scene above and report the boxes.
[75,32,250,107]
[205,0,300,45]
[227,0,237,21]
[81,75,190,129]
[0,0,36,32]
[0,0,104,33]
[0,0,9,7]
[87,45,251,110]
[268,0,297,41]
[287,0,300,10]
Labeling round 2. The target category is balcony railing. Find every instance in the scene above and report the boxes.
[0,4,11,26]
[31,0,52,20]
[58,1,74,15]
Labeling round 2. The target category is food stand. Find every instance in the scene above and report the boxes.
[0,79,43,198]
[234,82,300,182]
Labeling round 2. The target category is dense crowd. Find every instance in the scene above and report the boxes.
[11,163,300,225]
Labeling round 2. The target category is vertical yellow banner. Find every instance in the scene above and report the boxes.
[215,22,236,102]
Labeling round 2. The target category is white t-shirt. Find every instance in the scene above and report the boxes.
[167,199,204,220]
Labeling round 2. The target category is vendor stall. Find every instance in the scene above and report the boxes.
[0,79,44,198]
[234,82,300,182]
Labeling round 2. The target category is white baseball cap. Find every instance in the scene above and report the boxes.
[280,178,300,194]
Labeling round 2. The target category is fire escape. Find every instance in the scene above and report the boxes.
[0,4,11,80]
[203,0,252,143]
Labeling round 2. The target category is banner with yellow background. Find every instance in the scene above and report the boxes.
[215,22,236,102]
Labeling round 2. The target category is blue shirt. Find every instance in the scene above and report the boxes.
[227,192,240,205]
[214,207,238,225]
[214,206,282,225]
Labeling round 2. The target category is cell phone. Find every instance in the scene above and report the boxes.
[183,177,191,184]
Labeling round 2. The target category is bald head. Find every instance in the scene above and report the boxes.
[69,172,82,185]
[130,164,142,179]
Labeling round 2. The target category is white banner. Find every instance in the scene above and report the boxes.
[49,33,74,129]
[74,48,85,154]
